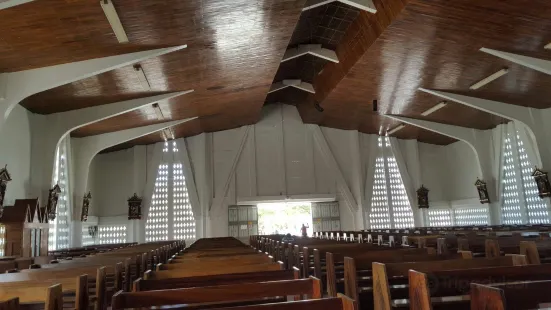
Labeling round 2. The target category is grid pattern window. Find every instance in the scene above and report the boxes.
[518,137,549,223]
[98,225,127,244]
[500,132,549,224]
[173,163,196,241]
[453,207,489,226]
[145,163,169,242]
[368,137,415,229]
[428,209,453,227]
[502,135,523,224]
[145,141,196,242]
[369,157,391,229]
[0,225,5,257]
[49,141,70,250]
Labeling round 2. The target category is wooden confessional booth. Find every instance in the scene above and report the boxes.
[0,198,49,257]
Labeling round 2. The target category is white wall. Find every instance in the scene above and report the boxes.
[418,140,480,207]
[86,104,493,237]
[419,143,449,202]
[90,104,376,237]
[444,141,480,201]
[91,149,135,217]
[0,105,32,206]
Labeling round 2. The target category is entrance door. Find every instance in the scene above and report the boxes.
[311,201,340,233]
[228,205,258,243]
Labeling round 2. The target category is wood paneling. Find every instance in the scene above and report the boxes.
[4,0,305,140]
[300,0,551,142]
[6,0,551,149]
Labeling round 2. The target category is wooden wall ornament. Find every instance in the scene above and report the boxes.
[46,184,61,221]
[532,167,551,199]
[417,185,429,209]
[127,193,143,220]
[81,192,91,222]
[475,179,490,204]
[88,226,98,239]
[0,165,12,220]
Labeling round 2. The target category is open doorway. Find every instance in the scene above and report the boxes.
[257,202,313,236]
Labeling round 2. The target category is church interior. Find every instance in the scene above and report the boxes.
[1,0,551,309]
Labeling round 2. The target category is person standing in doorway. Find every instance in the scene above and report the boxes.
[301,223,309,237]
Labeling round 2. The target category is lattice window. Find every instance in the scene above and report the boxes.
[146,163,170,242]
[502,135,523,224]
[173,163,196,240]
[518,137,549,224]
[387,157,415,228]
[98,225,127,244]
[453,207,489,226]
[49,140,70,250]
[146,141,196,242]
[369,157,391,229]
[500,132,549,224]
[428,209,453,226]
[0,225,5,257]
[368,137,415,229]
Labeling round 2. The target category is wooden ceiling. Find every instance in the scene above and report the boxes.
[3,0,551,152]
[299,0,551,144]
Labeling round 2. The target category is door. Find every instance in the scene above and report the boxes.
[228,205,258,244]
[311,202,341,233]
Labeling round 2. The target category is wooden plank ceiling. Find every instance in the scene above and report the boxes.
[3,0,551,152]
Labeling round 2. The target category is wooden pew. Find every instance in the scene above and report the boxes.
[134,268,300,291]
[326,248,437,298]
[471,280,551,310]
[335,250,465,309]
[372,255,527,310]
[305,243,405,279]
[189,295,356,310]
[0,284,62,310]
[163,253,273,270]
[411,264,551,309]
[0,276,88,310]
[0,267,107,310]
[112,277,322,310]
[144,261,284,279]
[0,298,19,310]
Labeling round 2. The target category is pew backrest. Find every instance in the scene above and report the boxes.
[112,277,322,310]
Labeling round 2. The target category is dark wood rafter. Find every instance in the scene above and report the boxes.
[2,0,306,142]
[2,0,551,150]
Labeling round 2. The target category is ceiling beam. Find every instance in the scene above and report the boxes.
[268,80,315,94]
[0,0,34,10]
[419,88,528,122]
[303,0,376,13]
[30,90,194,207]
[384,115,493,189]
[384,115,507,225]
[0,45,187,133]
[282,45,339,63]
[100,0,129,43]
[480,48,551,76]
[72,118,197,214]
[419,88,551,170]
